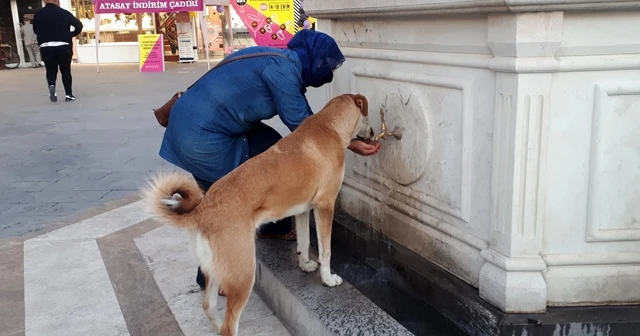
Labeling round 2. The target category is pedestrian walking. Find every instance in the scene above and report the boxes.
[20,18,42,68]
[32,0,83,102]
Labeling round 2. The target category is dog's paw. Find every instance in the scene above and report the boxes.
[300,260,318,273]
[205,309,222,334]
[322,274,343,287]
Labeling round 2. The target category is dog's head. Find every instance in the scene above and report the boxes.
[345,94,375,141]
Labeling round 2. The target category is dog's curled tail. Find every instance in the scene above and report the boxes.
[142,171,204,228]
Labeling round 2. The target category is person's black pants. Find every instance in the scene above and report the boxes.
[193,122,293,289]
[40,45,73,96]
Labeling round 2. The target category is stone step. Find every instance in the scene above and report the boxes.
[254,238,415,336]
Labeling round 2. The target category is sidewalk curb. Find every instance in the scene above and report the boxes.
[254,259,332,336]
[0,193,141,246]
[252,238,413,336]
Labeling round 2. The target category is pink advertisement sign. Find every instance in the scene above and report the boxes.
[94,0,203,14]
[231,0,296,49]
[139,34,165,72]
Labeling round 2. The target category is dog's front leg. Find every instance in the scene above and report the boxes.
[295,211,318,272]
[313,205,343,287]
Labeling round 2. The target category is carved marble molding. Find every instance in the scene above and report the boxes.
[349,66,474,224]
[342,175,488,251]
[340,176,487,286]
[341,47,640,74]
[476,12,561,313]
[480,79,550,312]
[370,84,431,186]
[542,252,640,266]
[305,0,640,18]
[586,83,640,242]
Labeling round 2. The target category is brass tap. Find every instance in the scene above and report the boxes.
[373,107,403,141]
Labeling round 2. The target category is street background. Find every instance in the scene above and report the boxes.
[0,63,327,238]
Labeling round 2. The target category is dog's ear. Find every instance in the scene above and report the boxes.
[348,94,368,117]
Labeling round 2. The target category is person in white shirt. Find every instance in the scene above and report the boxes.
[21,18,42,68]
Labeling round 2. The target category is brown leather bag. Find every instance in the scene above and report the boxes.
[152,52,290,128]
[153,91,182,127]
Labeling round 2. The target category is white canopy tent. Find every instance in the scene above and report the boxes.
[92,0,232,72]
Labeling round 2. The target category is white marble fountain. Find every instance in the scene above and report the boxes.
[306,0,640,313]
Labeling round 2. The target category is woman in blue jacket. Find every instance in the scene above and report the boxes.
[159,30,380,290]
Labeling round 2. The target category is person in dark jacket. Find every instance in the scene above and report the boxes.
[159,29,381,292]
[33,0,83,102]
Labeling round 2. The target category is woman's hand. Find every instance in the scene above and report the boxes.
[348,139,382,156]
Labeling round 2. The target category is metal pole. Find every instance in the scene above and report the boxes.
[225,5,233,54]
[10,0,25,67]
[200,10,210,70]
[94,14,100,73]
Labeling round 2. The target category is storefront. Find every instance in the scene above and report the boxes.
[1,0,313,67]
[65,0,201,64]
[2,0,45,68]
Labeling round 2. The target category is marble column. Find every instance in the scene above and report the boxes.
[479,12,563,313]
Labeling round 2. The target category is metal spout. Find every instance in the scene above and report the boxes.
[373,107,404,141]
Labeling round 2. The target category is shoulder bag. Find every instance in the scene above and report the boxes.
[153,51,291,127]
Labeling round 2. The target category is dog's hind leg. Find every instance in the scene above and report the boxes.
[295,211,318,272]
[314,203,343,287]
[202,271,222,334]
[195,233,222,333]
[219,236,255,336]
[220,277,253,336]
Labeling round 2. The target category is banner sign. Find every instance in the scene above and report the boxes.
[230,0,296,48]
[94,0,203,14]
[138,34,165,72]
[176,12,195,62]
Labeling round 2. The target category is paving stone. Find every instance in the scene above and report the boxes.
[40,202,103,217]
[24,239,129,336]
[27,190,111,204]
[4,181,55,193]
[1,217,49,237]
[0,203,58,217]
[99,190,139,202]
[0,63,320,242]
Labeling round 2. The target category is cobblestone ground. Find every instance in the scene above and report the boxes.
[0,63,326,238]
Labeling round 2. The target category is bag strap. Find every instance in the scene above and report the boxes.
[186,51,291,91]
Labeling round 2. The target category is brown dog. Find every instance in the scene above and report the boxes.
[142,93,375,336]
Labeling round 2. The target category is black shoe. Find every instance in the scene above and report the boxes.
[65,95,76,102]
[48,85,57,102]
[196,266,205,290]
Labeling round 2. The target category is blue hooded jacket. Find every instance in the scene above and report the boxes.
[159,30,345,183]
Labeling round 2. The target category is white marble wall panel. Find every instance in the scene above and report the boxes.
[332,16,491,54]
[558,12,640,56]
[310,0,640,310]
[331,51,495,286]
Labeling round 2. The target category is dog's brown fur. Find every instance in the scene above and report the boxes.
[143,93,374,336]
